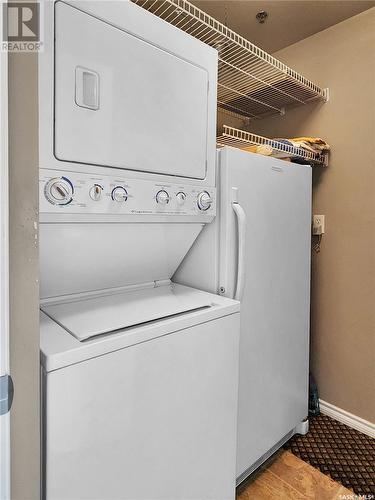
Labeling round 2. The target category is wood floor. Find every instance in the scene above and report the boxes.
[236,451,354,499]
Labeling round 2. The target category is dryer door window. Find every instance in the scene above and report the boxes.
[54,1,209,179]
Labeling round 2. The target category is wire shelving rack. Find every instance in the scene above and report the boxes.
[132,0,328,120]
[217,126,328,166]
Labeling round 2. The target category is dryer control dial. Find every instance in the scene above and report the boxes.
[111,186,128,203]
[197,191,212,211]
[44,177,73,205]
[156,190,170,205]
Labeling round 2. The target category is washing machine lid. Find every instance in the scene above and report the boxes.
[41,284,212,341]
[40,284,240,372]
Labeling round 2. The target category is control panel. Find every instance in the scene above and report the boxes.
[39,169,216,216]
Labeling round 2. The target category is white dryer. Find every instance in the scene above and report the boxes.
[39,2,240,499]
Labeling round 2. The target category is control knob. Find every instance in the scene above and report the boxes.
[44,177,73,206]
[176,192,187,205]
[89,184,103,201]
[111,186,128,203]
[156,190,170,205]
[197,191,212,211]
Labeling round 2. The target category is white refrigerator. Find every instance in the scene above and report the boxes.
[174,146,312,483]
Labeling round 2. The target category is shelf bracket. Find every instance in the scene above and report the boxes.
[323,88,330,103]
[279,107,286,116]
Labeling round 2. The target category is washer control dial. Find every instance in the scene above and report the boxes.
[176,192,187,205]
[197,191,212,211]
[44,177,73,205]
[89,184,103,201]
[156,190,170,205]
[111,186,128,203]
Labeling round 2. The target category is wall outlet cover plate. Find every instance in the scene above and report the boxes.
[313,215,325,235]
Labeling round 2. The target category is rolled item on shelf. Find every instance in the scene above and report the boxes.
[241,144,273,156]
[289,137,331,153]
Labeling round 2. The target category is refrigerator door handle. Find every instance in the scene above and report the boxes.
[232,202,246,301]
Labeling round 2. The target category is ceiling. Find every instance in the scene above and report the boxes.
[191,1,375,53]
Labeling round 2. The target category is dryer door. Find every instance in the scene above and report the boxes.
[54,1,209,179]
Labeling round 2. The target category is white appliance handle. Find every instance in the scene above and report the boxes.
[232,202,246,301]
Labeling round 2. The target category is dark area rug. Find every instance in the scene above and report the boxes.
[284,413,375,496]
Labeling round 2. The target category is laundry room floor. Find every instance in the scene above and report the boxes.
[237,413,375,499]
[236,450,353,499]
[285,414,375,496]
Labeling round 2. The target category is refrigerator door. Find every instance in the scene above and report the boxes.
[219,148,311,480]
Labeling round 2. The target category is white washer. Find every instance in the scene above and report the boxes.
[38,166,240,499]
[40,285,239,500]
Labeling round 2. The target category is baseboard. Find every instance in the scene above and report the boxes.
[319,399,375,438]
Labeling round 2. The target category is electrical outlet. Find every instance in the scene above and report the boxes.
[313,215,325,235]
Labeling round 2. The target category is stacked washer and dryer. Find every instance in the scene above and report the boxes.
[39,2,240,499]
[39,1,312,498]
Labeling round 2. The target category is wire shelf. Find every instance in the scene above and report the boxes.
[217,126,328,166]
[132,0,327,119]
